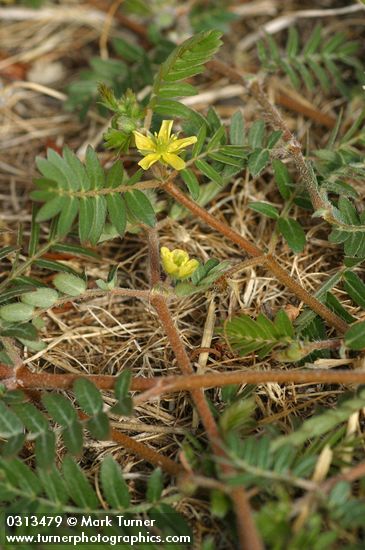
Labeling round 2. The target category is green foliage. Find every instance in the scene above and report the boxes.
[111,370,133,415]
[271,388,365,450]
[0,302,34,322]
[344,321,365,350]
[174,258,231,296]
[258,25,364,96]
[327,198,365,259]
[53,272,86,296]
[65,57,128,118]
[101,88,145,153]
[190,1,237,33]
[219,397,256,435]
[249,199,306,253]
[20,287,58,308]
[0,378,133,461]
[276,217,306,253]
[223,310,305,360]
[100,455,130,509]
[146,468,163,503]
[150,30,223,103]
[0,441,169,513]
[32,146,156,244]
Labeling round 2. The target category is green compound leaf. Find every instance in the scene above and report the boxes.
[224,310,295,359]
[258,24,361,97]
[272,388,365,450]
[151,30,222,100]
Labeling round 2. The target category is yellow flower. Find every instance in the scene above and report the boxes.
[133,120,197,171]
[160,247,199,279]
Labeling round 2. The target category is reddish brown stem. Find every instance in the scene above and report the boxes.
[133,368,365,402]
[150,294,263,550]
[3,364,365,395]
[164,180,347,334]
[146,229,263,550]
[150,295,223,443]
[147,227,161,286]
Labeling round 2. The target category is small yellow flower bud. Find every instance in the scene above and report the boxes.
[160,247,199,279]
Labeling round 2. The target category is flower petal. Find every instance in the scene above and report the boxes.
[167,136,197,153]
[133,131,155,153]
[161,249,179,276]
[158,120,173,141]
[178,259,199,278]
[171,249,189,266]
[162,153,186,170]
[160,247,172,260]
[138,153,161,170]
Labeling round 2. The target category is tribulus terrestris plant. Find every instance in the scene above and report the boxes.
[1,15,365,550]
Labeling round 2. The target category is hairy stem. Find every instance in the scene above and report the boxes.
[3,365,365,395]
[146,230,263,550]
[133,368,365,403]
